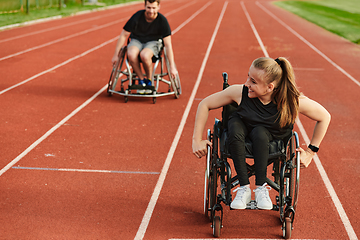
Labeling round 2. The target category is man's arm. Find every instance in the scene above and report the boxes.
[163,35,178,79]
[112,30,130,65]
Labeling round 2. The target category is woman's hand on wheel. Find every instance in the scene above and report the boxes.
[192,139,212,159]
[297,147,315,168]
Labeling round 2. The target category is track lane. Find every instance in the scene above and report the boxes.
[1,0,360,239]
[0,0,195,89]
[143,0,360,239]
[0,0,199,169]
[143,0,289,239]
[0,0,219,239]
[251,1,359,238]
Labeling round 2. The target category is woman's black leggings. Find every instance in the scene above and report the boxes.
[227,116,273,186]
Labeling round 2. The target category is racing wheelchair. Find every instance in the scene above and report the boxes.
[107,39,181,104]
[204,73,300,239]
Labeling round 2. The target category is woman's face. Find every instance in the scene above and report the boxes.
[245,65,271,99]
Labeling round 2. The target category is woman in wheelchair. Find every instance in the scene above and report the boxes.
[192,57,330,210]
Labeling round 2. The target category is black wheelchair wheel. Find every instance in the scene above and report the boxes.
[280,132,300,235]
[204,132,212,220]
[204,128,219,223]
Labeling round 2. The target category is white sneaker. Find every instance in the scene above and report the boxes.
[254,183,273,210]
[230,185,251,209]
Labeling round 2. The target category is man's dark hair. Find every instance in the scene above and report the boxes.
[145,0,160,4]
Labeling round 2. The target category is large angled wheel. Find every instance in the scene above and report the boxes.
[164,47,181,98]
[107,46,127,96]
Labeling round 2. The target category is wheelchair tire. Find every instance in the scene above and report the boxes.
[280,132,300,224]
[209,135,219,222]
[164,47,181,98]
[204,137,212,220]
[172,73,182,98]
[107,67,116,96]
[283,217,292,239]
[213,216,221,238]
[107,47,127,96]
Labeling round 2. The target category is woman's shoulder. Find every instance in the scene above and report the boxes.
[224,84,244,105]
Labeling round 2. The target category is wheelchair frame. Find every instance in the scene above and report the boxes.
[107,40,182,104]
[203,73,300,239]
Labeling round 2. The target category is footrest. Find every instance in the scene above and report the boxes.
[129,84,155,91]
[229,200,278,211]
[246,200,257,210]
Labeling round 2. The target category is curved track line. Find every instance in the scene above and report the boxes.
[256,1,360,88]
[12,166,160,174]
[134,1,225,240]
[241,1,358,239]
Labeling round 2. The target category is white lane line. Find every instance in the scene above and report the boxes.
[134,1,223,240]
[256,1,360,88]
[242,2,358,240]
[12,166,160,175]
[0,0,194,61]
[0,2,142,37]
[0,84,108,177]
[0,0,205,175]
[241,1,269,57]
[169,239,313,240]
[0,37,118,95]
[0,11,125,44]
[0,1,195,95]
[0,17,127,62]
[296,120,358,240]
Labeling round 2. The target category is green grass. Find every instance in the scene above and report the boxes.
[274,0,360,44]
[0,0,139,28]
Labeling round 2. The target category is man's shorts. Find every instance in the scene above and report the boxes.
[128,39,163,58]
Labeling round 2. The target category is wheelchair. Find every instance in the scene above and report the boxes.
[204,73,300,239]
[107,39,182,104]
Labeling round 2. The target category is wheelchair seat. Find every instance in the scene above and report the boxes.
[220,129,286,160]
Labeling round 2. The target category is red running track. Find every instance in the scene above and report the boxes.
[0,0,359,239]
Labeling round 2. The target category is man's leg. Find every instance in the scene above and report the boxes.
[127,46,143,81]
[139,48,154,81]
[141,40,162,82]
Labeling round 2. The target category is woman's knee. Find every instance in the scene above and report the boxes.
[228,117,247,142]
[249,126,272,143]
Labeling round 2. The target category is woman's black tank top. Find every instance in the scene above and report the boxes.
[235,86,292,139]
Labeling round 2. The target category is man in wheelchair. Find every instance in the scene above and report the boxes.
[192,57,331,210]
[111,0,177,87]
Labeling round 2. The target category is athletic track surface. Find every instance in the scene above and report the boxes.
[1,0,359,239]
